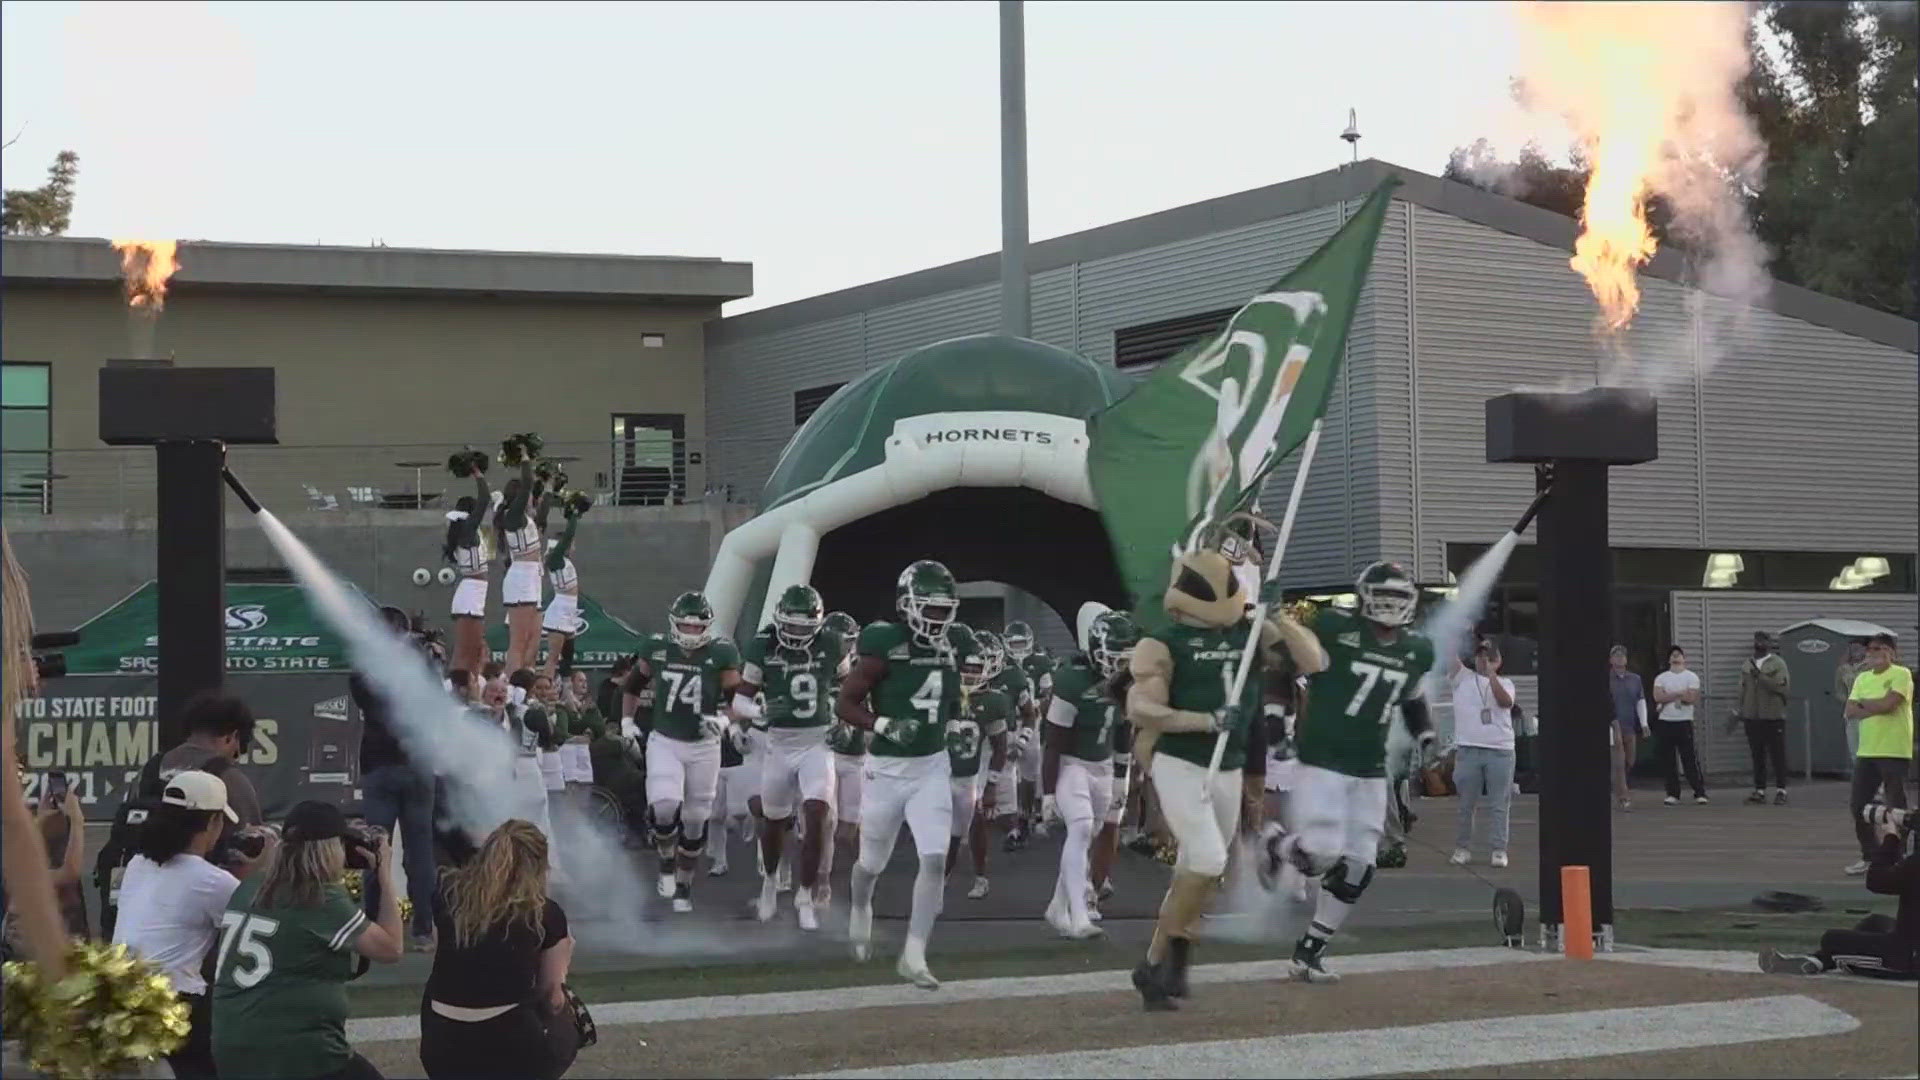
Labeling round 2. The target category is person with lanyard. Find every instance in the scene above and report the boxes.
[1448,639,1518,868]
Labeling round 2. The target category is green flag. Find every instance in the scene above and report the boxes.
[1086,178,1399,623]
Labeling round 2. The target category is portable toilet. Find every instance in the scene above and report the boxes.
[1776,618,1899,777]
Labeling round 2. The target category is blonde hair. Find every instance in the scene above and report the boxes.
[256,836,347,909]
[444,819,548,949]
[4,529,34,739]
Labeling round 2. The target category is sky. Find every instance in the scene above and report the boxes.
[0,0,1561,313]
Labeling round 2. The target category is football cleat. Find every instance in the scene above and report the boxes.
[672,882,694,914]
[1289,952,1340,984]
[656,868,677,899]
[1064,919,1104,940]
[849,904,874,962]
[755,876,778,923]
[709,855,729,877]
[897,956,940,991]
[796,891,819,932]
[1096,879,1116,902]
[777,855,794,893]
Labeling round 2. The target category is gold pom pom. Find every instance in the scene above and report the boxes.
[1,941,190,1078]
[340,871,412,925]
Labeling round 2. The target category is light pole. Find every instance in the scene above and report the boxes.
[999,0,1030,338]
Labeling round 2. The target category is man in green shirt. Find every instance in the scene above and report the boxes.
[836,560,962,989]
[1844,633,1913,875]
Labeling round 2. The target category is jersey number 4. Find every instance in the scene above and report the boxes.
[217,912,280,989]
[909,670,945,726]
[1345,661,1408,727]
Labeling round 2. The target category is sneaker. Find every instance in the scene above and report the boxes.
[1758,948,1821,975]
[709,857,729,878]
[1131,959,1179,1012]
[656,868,677,899]
[407,934,436,953]
[1746,789,1767,805]
[1449,848,1471,866]
[1844,859,1870,876]
[1663,796,1680,806]
[1490,851,1509,869]
[1096,880,1115,902]
[1694,794,1710,804]
[1618,798,1633,812]
[1773,789,1788,805]
[967,876,990,900]
[1289,954,1341,984]
[672,883,694,914]
[795,891,819,932]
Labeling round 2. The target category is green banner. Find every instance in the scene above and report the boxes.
[63,581,358,676]
[1086,178,1399,625]
[485,593,650,669]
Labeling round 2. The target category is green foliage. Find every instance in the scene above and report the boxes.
[1,150,79,236]
[1447,1,1917,317]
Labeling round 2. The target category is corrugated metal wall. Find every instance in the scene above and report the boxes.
[1670,590,1918,776]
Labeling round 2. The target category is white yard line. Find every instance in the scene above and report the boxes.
[792,994,1860,1079]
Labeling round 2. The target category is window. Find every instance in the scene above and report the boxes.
[1448,544,1918,594]
[1113,306,1237,371]
[2,362,51,513]
[793,383,846,427]
[641,333,666,349]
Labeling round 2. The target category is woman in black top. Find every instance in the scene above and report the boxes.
[419,819,576,1079]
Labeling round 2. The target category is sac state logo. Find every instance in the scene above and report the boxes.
[225,605,270,632]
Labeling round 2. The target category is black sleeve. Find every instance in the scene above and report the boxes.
[1863,837,1917,897]
[1400,696,1434,739]
[541,899,570,947]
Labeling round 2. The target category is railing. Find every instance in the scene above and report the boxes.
[0,439,773,520]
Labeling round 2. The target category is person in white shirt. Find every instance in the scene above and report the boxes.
[112,770,267,1080]
[1651,645,1709,805]
[1449,640,1518,868]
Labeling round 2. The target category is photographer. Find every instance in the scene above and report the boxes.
[213,800,403,1080]
[1763,807,1916,979]
[110,771,256,1080]
[419,819,579,1080]
[28,773,91,940]
[1844,633,1912,875]
[352,609,440,952]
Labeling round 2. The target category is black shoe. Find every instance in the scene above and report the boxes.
[1165,937,1192,998]
[1004,826,1029,853]
[1745,789,1766,804]
[1773,789,1788,805]
[1132,959,1179,1011]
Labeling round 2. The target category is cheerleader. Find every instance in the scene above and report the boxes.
[494,437,543,674]
[539,492,591,681]
[442,453,493,676]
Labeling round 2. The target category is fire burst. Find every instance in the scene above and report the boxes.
[110,239,181,311]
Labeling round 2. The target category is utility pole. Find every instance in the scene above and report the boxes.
[999,0,1030,337]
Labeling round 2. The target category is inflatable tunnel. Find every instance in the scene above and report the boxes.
[705,335,1134,637]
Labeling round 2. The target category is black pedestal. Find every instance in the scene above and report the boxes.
[155,441,227,750]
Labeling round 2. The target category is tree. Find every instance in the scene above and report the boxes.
[1,150,80,236]
[1445,1,1917,318]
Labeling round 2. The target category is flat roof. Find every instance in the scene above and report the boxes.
[712,159,1916,353]
[1,236,753,304]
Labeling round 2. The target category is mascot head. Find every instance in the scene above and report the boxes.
[1163,547,1246,628]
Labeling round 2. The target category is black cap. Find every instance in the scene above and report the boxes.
[282,800,350,842]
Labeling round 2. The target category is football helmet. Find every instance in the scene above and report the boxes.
[772,583,825,650]
[896,560,959,645]
[1002,620,1036,661]
[974,629,1007,683]
[668,590,716,650]
[1356,561,1418,628]
[822,610,859,643]
[1087,610,1140,680]
[948,622,990,692]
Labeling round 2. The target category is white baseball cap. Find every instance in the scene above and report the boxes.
[163,770,240,823]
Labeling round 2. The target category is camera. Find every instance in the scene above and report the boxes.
[31,630,80,681]
[342,821,387,871]
[1860,804,1914,833]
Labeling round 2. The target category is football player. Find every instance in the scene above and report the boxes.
[1265,561,1437,982]
[620,590,745,913]
[836,560,963,989]
[1001,621,1053,845]
[1042,609,1139,938]
[944,624,1009,900]
[821,610,864,893]
[739,584,845,931]
[1127,527,1325,1010]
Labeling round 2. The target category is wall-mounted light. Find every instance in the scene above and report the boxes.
[1851,556,1891,580]
[1702,553,1744,589]
[1830,564,1875,591]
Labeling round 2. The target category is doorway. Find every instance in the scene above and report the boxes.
[611,414,685,506]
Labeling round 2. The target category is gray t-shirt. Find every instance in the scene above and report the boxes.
[1608,669,1645,729]
[155,743,264,826]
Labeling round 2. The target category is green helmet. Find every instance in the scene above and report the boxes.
[668,590,716,650]
[1088,610,1140,679]
[896,559,959,645]
[773,583,825,650]
[1002,620,1035,660]
[974,629,1006,683]
[1356,561,1417,628]
[946,622,989,691]
[822,610,859,643]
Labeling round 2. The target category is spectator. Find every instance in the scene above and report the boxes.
[1450,640,1518,868]
[419,819,578,1080]
[32,776,91,940]
[448,668,476,705]
[1737,630,1792,805]
[1607,645,1649,812]
[596,657,634,733]
[213,800,403,1080]
[1835,640,1870,759]
[352,669,438,953]
[1652,645,1709,805]
[557,671,601,800]
[1762,810,1915,979]
[111,771,251,1080]
[139,690,266,825]
[1845,634,1913,875]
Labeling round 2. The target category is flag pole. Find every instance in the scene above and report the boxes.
[1204,419,1323,798]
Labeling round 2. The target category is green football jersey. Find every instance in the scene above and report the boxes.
[827,633,871,756]
[948,687,1010,778]
[1298,608,1436,779]
[1148,620,1267,772]
[1049,652,1117,763]
[993,663,1034,719]
[642,633,742,742]
[1021,651,1057,703]
[211,879,367,1080]
[742,627,845,729]
[858,620,960,758]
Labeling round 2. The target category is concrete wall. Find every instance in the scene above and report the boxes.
[8,503,751,641]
